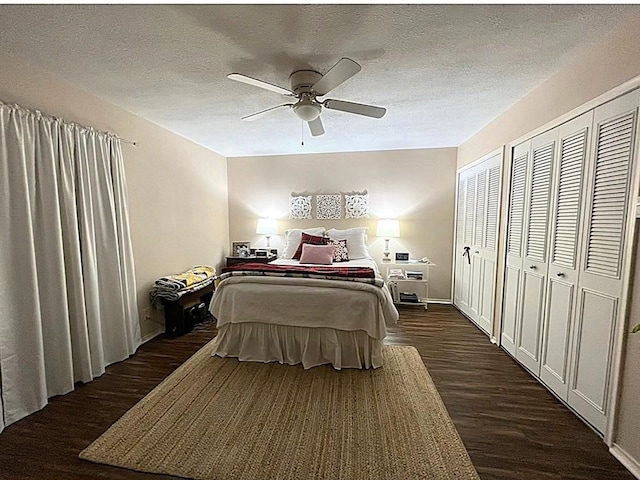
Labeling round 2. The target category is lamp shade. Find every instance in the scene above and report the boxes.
[256,218,278,235]
[376,219,400,238]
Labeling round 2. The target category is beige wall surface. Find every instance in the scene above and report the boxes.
[0,52,229,339]
[616,228,640,464]
[458,13,640,169]
[227,148,458,301]
[456,15,640,468]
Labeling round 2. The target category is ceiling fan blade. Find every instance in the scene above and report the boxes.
[228,73,293,96]
[242,104,293,121]
[308,117,325,137]
[312,58,361,96]
[323,99,386,119]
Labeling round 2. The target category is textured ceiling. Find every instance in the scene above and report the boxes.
[0,5,634,157]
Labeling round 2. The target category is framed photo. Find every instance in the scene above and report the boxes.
[232,241,251,257]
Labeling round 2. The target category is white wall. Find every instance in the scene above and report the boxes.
[0,52,230,339]
[227,148,458,301]
[614,226,640,473]
[457,13,640,471]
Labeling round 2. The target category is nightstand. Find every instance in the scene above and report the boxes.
[381,261,436,310]
[226,256,275,268]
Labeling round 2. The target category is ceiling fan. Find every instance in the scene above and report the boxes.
[227,57,386,137]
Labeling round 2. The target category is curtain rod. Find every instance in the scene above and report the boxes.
[1,99,138,147]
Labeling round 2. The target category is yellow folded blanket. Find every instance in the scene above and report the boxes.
[155,265,216,291]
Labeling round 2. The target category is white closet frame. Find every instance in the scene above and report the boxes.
[493,78,640,446]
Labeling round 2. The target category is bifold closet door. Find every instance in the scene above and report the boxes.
[476,156,502,334]
[454,154,502,335]
[568,90,639,432]
[539,111,593,400]
[499,88,639,434]
[454,175,466,308]
[469,168,486,323]
[515,130,556,375]
[454,173,475,314]
[501,142,529,355]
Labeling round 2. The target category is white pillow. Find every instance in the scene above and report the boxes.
[326,227,371,260]
[281,227,326,259]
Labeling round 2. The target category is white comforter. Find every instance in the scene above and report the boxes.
[210,258,398,337]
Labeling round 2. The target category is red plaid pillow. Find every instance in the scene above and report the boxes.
[293,233,328,260]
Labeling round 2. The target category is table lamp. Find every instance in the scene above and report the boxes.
[376,219,400,262]
[256,218,278,249]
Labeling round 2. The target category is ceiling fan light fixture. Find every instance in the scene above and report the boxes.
[228,57,386,134]
[293,100,321,122]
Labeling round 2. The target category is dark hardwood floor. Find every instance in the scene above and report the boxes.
[0,305,633,479]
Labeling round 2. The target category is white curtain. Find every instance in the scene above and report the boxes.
[0,103,141,432]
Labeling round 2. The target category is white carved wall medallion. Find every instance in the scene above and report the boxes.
[316,194,342,220]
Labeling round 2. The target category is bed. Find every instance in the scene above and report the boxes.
[209,228,399,370]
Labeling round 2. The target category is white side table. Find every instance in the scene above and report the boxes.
[381,261,435,310]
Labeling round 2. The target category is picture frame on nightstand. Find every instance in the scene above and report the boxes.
[232,241,251,257]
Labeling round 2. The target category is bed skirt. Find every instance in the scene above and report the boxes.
[210,323,383,370]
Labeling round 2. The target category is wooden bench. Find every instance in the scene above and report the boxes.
[161,282,215,337]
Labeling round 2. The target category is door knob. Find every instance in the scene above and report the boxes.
[529,265,536,270]
[556,272,565,277]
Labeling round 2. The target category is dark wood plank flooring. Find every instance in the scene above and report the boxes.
[0,305,633,479]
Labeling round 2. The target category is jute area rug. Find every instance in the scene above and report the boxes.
[80,343,479,480]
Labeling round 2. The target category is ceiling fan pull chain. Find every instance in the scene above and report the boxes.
[301,120,304,146]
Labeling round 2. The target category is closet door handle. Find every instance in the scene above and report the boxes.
[529,265,537,270]
[556,272,565,277]
[463,246,471,264]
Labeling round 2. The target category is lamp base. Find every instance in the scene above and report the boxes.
[382,250,391,263]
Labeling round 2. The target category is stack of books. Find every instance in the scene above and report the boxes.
[388,268,405,279]
[405,270,424,280]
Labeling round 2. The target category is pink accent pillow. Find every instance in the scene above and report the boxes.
[299,243,335,265]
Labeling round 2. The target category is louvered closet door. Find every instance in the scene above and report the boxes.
[516,129,557,375]
[469,167,487,322]
[455,156,503,333]
[539,112,593,400]
[568,90,639,432]
[453,174,467,307]
[458,172,476,316]
[477,154,502,334]
[501,141,530,355]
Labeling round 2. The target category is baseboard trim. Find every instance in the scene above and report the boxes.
[428,299,452,304]
[141,326,164,344]
[611,444,640,479]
